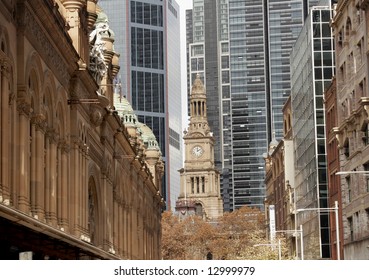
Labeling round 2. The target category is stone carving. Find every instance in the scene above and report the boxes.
[23,8,69,86]
[17,101,33,117]
[90,106,103,127]
[31,113,47,131]
[89,15,109,85]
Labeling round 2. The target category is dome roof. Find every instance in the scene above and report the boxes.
[140,124,160,150]
[191,74,206,97]
[114,93,161,154]
[114,93,137,126]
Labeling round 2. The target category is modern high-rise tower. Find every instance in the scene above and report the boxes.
[99,0,182,209]
[186,0,326,211]
[290,1,335,259]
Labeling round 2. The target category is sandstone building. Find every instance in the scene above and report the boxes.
[331,0,369,259]
[0,0,164,259]
[176,75,223,221]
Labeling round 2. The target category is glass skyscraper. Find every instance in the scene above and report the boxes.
[290,2,334,259]
[99,0,182,209]
[186,0,329,211]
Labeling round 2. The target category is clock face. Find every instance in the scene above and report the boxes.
[192,145,204,157]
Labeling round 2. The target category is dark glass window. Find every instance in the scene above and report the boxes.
[158,6,163,27]
[136,28,144,66]
[144,29,151,67]
[131,1,136,23]
[144,3,150,25]
[315,67,322,79]
[136,2,143,24]
[314,39,321,51]
[314,52,322,66]
[151,5,158,26]
[132,71,137,108]
[152,30,159,69]
[137,71,144,111]
[145,72,152,111]
[322,23,331,37]
[321,10,331,22]
[152,73,159,112]
[159,31,164,69]
[131,28,136,66]
[322,39,332,51]
[313,23,320,38]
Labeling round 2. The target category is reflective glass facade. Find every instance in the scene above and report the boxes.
[228,0,268,210]
[266,0,320,141]
[290,4,334,259]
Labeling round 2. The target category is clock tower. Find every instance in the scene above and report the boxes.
[176,75,223,220]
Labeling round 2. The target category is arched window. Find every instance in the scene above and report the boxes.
[345,17,352,37]
[88,177,99,245]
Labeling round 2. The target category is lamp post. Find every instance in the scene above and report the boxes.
[253,239,282,260]
[296,201,340,260]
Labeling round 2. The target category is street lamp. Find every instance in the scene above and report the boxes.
[296,201,340,260]
[253,239,282,260]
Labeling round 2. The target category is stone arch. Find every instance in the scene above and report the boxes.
[42,70,57,124]
[55,87,68,139]
[26,52,44,111]
[345,17,352,37]
[88,163,102,246]
[194,201,204,217]
[0,24,10,55]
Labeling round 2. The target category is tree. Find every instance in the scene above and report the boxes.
[161,206,291,260]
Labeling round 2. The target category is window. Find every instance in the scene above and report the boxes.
[362,123,369,146]
[346,176,351,202]
[348,216,354,241]
[343,139,350,157]
[365,163,369,192]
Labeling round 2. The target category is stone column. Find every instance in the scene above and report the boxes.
[32,114,46,220]
[44,132,50,220]
[82,144,88,236]
[29,120,36,216]
[123,203,128,258]
[0,62,10,204]
[17,101,32,213]
[57,142,62,226]
[60,141,70,232]
[70,137,81,236]
[47,131,58,226]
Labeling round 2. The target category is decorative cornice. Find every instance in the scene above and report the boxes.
[20,5,71,86]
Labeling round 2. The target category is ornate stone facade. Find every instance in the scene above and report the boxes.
[331,0,369,260]
[0,0,164,259]
[176,75,223,221]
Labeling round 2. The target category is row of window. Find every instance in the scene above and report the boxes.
[131,27,164,69]
[131,1,163,27]
[131,70,165,113]
[347,208,369,242]
[190,176,206,194]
